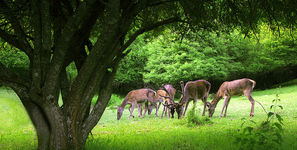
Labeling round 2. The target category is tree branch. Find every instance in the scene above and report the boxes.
[82,59,119,139]
[121,17,180,52]
[42,0,102,100]
[148,0,177,8]
[0,0,33,59]
[0,29,30,54]
[0,62,30,94]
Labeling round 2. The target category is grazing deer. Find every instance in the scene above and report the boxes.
[159,84,177,118]
[148,84,177,118]
[207,78,256,118]
[175,80,211,119]
[116,88,157,120]
[147,89,169,116]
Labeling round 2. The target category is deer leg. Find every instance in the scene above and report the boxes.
[137,104,143,117]
[161,103,166,119]
[155,102,161,116]
[142,101,149,118]
[220,96,230,118]
[223,97,231,117]
[165,105,168,117]
[148,104,153,115]
[128,104,132,112]
[155,102,162,117]
[202,97,207,116]
[129,102,136,119]
[245,92,255,117]
[183,101,190,117]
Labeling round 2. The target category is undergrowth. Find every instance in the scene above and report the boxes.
[235,93,284,150]
[186,103,212,127]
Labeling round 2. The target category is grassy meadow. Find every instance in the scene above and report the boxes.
[1,82,297,150]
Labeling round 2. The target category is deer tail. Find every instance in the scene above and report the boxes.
[203,80,211,98]
[206,81,211,94]
[249,79,256,89]
[147,89,156,98]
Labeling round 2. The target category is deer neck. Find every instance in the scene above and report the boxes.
[119,97,129,108]
[211,92,222,106]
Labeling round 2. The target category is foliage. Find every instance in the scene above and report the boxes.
[113,36,148,93]
[0,46,29,78]
[91,94,124,108]
[114,27,297,92]
[235,94,284,150]
[143,30,249,84]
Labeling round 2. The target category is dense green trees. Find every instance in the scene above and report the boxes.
[114,28,297,93]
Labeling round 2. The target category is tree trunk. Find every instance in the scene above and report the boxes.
[21,100,50,150]
[21,96,90,150]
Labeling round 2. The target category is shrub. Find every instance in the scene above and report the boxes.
[235,94,284,150]
[186,103,212,127]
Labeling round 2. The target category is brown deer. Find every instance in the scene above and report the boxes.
[147,84,177,118]
[147,89,169,116]
[116,88,157,120]
[207,78,256,118]
[175,80,211,119]
[159,84,177,118]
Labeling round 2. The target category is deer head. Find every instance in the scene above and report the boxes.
[163,103,177,118]
[176,103,185,119]
[116,106,124,120]
[206,102,215,117]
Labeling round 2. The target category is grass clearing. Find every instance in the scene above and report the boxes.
[1,84,297,150]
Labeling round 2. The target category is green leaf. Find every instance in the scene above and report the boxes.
[267,112,274,118]
[274,122,283,131]
[275,114,283,124]
[244,127,254,133]
[249,120,257,125]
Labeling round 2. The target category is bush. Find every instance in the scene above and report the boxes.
[235,94,284,150]
[186,103,212,127]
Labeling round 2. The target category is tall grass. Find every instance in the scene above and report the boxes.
[1,84,297,150]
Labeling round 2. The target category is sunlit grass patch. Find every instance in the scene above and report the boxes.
[1,84,297,150]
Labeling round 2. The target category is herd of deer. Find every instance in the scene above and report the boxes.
[117,78,256,120]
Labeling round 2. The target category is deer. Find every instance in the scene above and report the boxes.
[116,88,158,120]
[175,80,211,119]
[156,84,177,118]
[207,78,256,118]
[146,89,169,116]
[146,84,176,117]
[162,84,177,118]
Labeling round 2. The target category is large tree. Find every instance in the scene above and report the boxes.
[0,0,296,149]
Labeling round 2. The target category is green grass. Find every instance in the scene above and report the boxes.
[1,84,297,150]
[0,87,37,150]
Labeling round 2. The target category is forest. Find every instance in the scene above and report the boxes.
[0,0,297,150]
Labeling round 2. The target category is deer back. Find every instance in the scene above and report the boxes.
[126,88,155,103]
[182,80,211,103]
[163,84,176,100]
[219,78,256,96]
[155,90,169,103]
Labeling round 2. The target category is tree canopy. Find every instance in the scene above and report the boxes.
[0,0,296,149]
